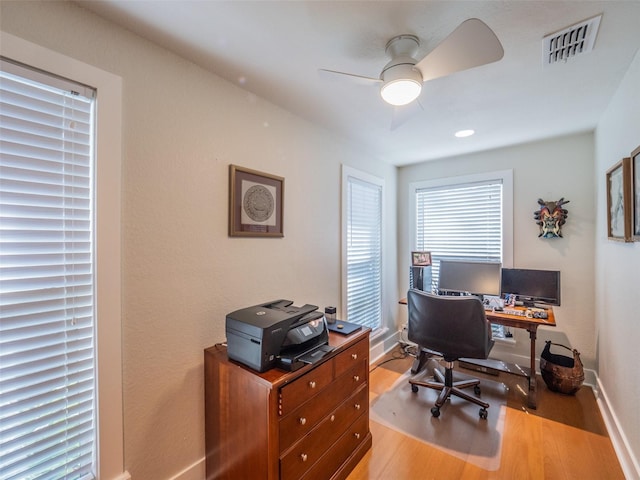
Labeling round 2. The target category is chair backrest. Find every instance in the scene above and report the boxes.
[407,289,493,361]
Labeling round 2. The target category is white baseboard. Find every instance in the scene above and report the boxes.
[595,377,640,480]
[370,329,401,364]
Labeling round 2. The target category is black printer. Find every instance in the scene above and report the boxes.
[225,299,333,372]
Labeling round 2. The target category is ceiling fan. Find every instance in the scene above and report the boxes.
[319,18,504,117]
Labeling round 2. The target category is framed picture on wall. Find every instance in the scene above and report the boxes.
[632,145,640,241]
[229,165,284,237]
[606,157,632,242]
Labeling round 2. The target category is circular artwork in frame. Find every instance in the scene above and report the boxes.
[229,165,284,237]
[243,184,275,223]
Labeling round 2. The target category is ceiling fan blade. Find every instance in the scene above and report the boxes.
[391,100,424,131]
[318,68,382,86]
[415,18,504,82]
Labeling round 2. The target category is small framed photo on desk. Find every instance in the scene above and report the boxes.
[411,251,432,266]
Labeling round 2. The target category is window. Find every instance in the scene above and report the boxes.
[412,171,513,336]
[342,166,384,331]
[1,32,124,480]
[0,58,98,480]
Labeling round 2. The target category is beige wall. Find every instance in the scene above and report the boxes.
[3,0,639,478]
[595,47,640,477]
[397,132,597,369]
[1,2,398,479]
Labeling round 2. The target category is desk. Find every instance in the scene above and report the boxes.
[399,298,556,409]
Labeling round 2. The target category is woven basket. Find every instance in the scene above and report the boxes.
[540,341,584,395]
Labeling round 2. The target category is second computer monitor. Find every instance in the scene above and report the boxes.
[500,268,561,306]
[438,260,502,297]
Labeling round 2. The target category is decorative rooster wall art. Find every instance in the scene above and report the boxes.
[534,198,570,238]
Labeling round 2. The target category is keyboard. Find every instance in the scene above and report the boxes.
[503,308,526,316]
[501,308,548,319]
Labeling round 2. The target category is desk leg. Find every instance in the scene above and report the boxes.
[528,327,538,409]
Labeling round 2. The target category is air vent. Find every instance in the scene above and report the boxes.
[543,14,602,66]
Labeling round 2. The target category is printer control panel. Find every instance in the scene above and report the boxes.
[286,312,325,344]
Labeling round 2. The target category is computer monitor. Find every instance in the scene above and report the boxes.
[501,268,561,306]
[438,260,502,297]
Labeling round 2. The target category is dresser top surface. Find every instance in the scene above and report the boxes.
[206,327,370,386]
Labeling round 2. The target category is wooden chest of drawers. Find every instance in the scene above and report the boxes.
[205,328,371,480]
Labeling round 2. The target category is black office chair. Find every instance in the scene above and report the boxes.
[407,289,494,419]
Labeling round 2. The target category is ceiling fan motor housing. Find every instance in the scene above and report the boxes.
[381,63,422,84]
[380,35,423,105]
[381,35,422,77]
[385,34,420,59]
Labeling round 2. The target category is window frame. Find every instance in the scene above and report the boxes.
[1,32,126,479]
[410,170,514,273]
[341,165,385,333]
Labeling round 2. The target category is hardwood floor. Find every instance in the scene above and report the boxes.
[347,347,624,480]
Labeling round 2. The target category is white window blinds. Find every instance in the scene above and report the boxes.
[1,59,97,480]
[416,180,503,285]
[344,171,382,330]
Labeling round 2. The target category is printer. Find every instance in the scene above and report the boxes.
[225,299,333,372]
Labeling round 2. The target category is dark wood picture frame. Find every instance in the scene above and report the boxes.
[411,251,432,266]
[229,165,284,237]
[632,145,640,241]
[606,157,632,242]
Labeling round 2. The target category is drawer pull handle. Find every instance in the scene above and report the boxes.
[351,353,358,360]
[301,453,308,462]
[299,417,306,425]
[355,403,361,410]
[330,415,335,422]
[354,433,361,440]
[353,375,360,382]
[309,381,316,389]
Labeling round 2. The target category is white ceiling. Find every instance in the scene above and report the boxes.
[76,1,640,166]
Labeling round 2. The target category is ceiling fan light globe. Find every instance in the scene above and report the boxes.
[381,79,422,106]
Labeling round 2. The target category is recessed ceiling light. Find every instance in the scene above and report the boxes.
[455,129,475,138]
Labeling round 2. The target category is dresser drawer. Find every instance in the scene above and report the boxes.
[334,338,368,378]
[279,358,367,452]
[298,412,370,480]
[280,385,369,480]
[279,383,342,452]
[279,360,333,416]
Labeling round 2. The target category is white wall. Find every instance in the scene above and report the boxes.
[0,2,397,479]
[398,132,597,369]
[595,47,640,477]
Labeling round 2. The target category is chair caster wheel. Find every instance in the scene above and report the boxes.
[479,408,488,419]
[411,384,419,393]
[431,407,440,417]
[474,385,481,396]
